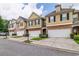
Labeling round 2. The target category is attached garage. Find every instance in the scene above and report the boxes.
[48,28,71,38]
[9,32,15,36]
[17,30,25,36]
[29,30,40,38]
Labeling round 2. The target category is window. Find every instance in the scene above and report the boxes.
[50,16,55,22]
[73,14,78,23]
[33,20,35,25]
[35,20,36,25]
[30,21,32,26]
[61,13,67,21]
[20,22,23,26]
[36,20,38,25]
[9,24,14,28]
[28,21,30,26]
[38,19,40,24]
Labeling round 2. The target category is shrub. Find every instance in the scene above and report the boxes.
[74,35,79,44]
[12,33,16,36]
[74,35,79,40]
[70,33,74,39]
[39,34,48,38]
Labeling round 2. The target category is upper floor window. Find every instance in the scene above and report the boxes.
[36,20,38,25]
[29,21,32,26]
[35,20,36,25]
[73,14,78,23]
[28,21,30,26]
[62,13,67,21]
[9,24,14,28]
[19,22,23,26]
[38,19,40,24]
[50,16,55,22]
[60,13,69,21]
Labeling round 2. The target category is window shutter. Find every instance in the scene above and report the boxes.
[38,19,40,24]
[54,16,56,22]
[48,17,50,22]
[60,14,62,21]
[67,13,69,20]
[35,20,36,25]
[31,21,33,25]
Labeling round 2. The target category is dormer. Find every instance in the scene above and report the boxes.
[55,4,61,12]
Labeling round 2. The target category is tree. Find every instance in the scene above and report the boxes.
[0,16,8,32]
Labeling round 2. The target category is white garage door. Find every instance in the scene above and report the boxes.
[29,30,40,38]
[48,29,71,37]
[9,32,14,36]
[17,30,25,36]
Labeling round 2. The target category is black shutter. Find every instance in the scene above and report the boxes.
[31,21,33,25]
[29,21,30,26]
[35,20,36,25]
[60,14,62,21]
[54,16,56,22]
[67,13,69,20]
[48,17,50,22]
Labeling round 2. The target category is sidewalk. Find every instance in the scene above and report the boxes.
[31,38,79,53]
[8,36,27,42]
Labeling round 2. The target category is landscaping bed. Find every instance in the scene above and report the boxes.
[31,37,47,41]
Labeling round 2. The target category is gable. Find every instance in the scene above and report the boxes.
[29,12,40,20]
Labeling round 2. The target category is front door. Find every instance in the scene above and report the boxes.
[25,29,29,37]
[42,29,46,35]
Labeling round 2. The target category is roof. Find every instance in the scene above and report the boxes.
[45,8,74,17]
[74,10,79,14]
[18,16,27,20]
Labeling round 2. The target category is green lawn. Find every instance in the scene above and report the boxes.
[31,37,47,41]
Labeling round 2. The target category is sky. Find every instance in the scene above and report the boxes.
[0,3,79,20]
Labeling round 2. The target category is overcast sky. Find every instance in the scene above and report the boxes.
[0,3,79,20]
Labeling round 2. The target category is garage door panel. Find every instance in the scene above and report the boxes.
[29,30,40,37]
[48,29,71,37]
[17,30,25,36]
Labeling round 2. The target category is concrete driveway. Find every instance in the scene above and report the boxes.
[0,39,78,56]
[32,38,79,53]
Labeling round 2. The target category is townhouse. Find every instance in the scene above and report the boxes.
[45,4,74,38]
[8,4,79,38]
[8,19,17,36]
[8,16,27,36]
[26,12,47,38]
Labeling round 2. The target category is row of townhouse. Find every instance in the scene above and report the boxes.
[8,4,79,38]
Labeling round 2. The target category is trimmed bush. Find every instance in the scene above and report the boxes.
[39,34,48,38]
[74,35,79,40]
[70,33,74,39]
[74,35,79,44]
[12,33,16,36]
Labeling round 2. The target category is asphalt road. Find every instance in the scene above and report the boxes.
[0,39,78,56]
